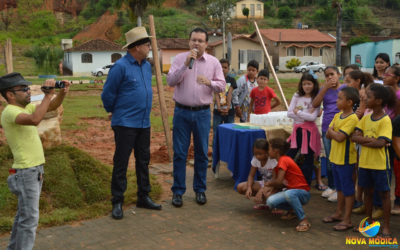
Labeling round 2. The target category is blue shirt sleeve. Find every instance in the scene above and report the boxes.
[101,64,124,113]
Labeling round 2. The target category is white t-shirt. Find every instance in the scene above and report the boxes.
[251,157,278,182]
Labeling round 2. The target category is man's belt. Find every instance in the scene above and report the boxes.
[176,102,210,111]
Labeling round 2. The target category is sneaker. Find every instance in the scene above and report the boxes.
[322,188,335,198]
[328,191,337,202]
[353,200,363,209]
[352,204,366,214]
[372,208,383,220]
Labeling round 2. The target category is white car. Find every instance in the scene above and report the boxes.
[294,62,326,73]
[91,64,113,77]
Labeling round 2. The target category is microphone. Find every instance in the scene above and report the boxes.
[188,48,198,69]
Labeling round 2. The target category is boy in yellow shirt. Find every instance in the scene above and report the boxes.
[323,87,359,231]
[351,83,393,237]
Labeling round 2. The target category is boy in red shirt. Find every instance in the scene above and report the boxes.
[248,69,281,121]
[265,138,311,232]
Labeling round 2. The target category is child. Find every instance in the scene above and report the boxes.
[373,53,390,83]
[213,59,237,142]
[391,115,400,215]
[287,73,321,187]
[248,69,281,120]
[343,64,360,84]
[322,87,359,231]
[237,139,278,209]
[232,60,259,122]
[312,66,346,202]
[347,70,373,119]
[265,138,311,232]
[383,65,400,118]
[351,83,393,237]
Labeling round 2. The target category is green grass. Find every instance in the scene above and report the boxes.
[61,95,108,130]
[0,145,162,233]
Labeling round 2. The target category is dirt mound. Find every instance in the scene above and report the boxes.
[73,11,120,42]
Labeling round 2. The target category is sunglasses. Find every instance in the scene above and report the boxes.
[11,87,30,93]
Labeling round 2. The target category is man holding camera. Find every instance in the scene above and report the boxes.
[101,26,161,220]
[0,72,70,250]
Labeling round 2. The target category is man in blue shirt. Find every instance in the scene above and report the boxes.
[101,27,161,220]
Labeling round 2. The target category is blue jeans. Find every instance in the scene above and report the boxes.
[212,112,234,145]
[7,165,44,250]
[171,107,211,195]
[322,132,335,189]
[266,189,310,220]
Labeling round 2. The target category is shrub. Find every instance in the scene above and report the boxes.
[286,58,301,69]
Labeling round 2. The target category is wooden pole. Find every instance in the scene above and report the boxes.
[5,38,13,73]
[253,21,289,110]
[149,15,173,162]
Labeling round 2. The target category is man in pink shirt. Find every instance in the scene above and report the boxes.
[167,27,226,207]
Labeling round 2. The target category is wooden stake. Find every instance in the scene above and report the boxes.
[149,15,173,162]
[253,21,288,110]
[5,38,13,73]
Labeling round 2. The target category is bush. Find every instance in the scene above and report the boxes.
[24,46,64,74]
[347,35,372,47]
[286,58,301,69]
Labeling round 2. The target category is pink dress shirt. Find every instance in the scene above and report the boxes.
[167,52,226,106]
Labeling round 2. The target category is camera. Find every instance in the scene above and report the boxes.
[41,80,66,92]
[55,80,66,88]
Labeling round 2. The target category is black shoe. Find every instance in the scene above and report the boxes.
[136,196,162,210]
[112,202,123,219]
[196,192,207,205]
[172,193,183,207]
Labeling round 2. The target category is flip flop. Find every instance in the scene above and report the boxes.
[333,223,354,231]
[352,226,359,233]
[271,208,285,215]
[253,204,269,210]
[281,212,297,220]
[322,216,342,223]
[315,184,328,191]
[391,208,400,215]
[296,222,311,232]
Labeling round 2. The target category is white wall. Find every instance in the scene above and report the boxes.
[69,51,126,76]
[279,56,323,71]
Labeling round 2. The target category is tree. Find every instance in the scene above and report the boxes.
[207,0,235,59]
[114,0,165,26]
[242,7,249,19]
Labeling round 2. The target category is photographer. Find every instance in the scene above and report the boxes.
[0,72,70,250]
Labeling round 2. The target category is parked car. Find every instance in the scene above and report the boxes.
[294,62,326,73]
[91,64,113,77]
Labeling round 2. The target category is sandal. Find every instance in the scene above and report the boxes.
[253,204,269,210]
[296,222,311,232]
[333,223,354,231]
[271,208,285,215]
[352,226,359,233]
[315,184,328,191]
[322,215,342,223]
[281,211,297,220]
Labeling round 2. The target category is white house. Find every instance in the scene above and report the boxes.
[63,39,126,76]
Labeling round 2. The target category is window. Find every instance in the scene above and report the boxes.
[239,49,262,70]
[250,4,255,16]
[320,48,324,56]
[287,47,296,56]
[81,53,92,63]
[111,53,122,63]
[304,47,312,56]
[257,4,261,10]
[241,4,245,10]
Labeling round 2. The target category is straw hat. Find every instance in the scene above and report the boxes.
[122,27,151,49]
